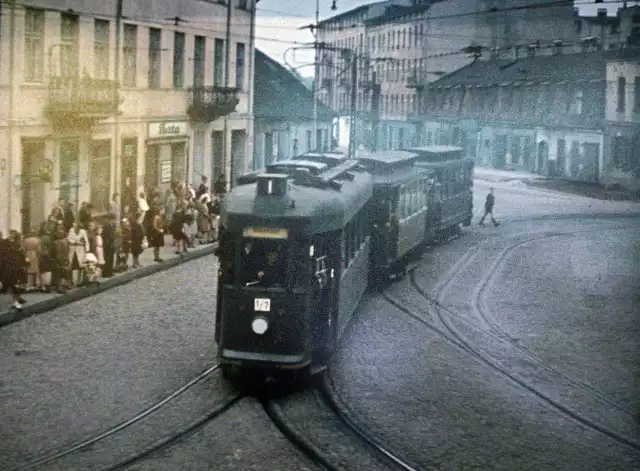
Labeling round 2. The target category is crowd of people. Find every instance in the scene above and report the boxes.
[0,175,225,312]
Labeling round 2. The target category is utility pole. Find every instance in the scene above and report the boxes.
[312,0,319,151]
[224,0,232,189]
[348,53,357,159]
[370,70,381,152]
[7,0,16,232]
[114,0,123,208]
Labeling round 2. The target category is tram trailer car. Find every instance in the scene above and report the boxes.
[215,161,373,380]
[357,150,434,284]
[410,146,474,238]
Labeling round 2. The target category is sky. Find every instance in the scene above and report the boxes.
[254,0,639,76]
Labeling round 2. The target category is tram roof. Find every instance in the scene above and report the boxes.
[292,151,348,166]
[221,162,373,235]
[358,150,420,166]
[266,159,329,174]
[410,145,464,159]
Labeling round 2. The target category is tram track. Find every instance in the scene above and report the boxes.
[11,364,242,471]
[261,375,420,471]
[383,222,640,454]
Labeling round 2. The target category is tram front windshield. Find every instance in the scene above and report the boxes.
[240,238,287,288]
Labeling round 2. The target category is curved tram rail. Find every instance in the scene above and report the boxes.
[261,374,420,471]
[12,364,242,471]
[383,223,640,454]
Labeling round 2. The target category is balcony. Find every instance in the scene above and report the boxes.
[187,86,239,122]
[45,75,120,131]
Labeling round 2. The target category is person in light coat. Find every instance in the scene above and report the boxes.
[67,222,89,287]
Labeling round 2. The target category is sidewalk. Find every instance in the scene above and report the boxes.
[474,167,640,202]
[474,167,544,183]
[0,235,217,328]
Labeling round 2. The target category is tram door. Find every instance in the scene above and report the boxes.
[310,234,338,360]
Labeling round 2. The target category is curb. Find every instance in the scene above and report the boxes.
[0,244,217,328]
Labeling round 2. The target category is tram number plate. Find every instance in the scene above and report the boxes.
[254,298,271,312]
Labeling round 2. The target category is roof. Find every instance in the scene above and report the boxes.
[221,168,373,235]
[429,49,640,89]
[365,2,431,27]
[318,1,389,27]
[254,49,336,122]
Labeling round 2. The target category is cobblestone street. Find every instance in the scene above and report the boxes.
[0,179,638,470]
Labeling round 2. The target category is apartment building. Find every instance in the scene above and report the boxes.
[252,50,335,170]
[316,0,577,151]
[0,0,256,235]
[603,47,640,191]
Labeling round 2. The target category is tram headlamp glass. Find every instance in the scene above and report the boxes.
[251,317,268,335]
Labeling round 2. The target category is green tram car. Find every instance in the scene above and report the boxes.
[215,147,473,380]
[216,161,373,379]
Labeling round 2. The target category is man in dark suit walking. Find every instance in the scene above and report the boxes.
[479,187,499,226]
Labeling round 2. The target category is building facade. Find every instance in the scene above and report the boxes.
[252,50,335,170]
[602,49,640,191]
[316,0,578,151]
[0,0,256,235]
[422,45,640,183]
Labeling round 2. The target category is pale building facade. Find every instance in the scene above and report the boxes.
[602,50,640,191]
[315,0,578,151]
[0,0,256,235]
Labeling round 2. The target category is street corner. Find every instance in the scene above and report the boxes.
[0,243,217,328]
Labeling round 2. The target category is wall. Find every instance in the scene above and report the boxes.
[0,0,256,234]
[253,120,332,170]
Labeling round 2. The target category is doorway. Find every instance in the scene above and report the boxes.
[20,140,47,234]
[121,137,138,211]
[537,141,549,174]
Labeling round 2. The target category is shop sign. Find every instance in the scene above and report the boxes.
[161,161,172,183]
[148,122,188,139]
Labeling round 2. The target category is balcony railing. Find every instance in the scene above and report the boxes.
[45,75,120,123]
[187,86,239,122]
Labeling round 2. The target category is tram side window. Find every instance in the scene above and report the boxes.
[240,238,287,287]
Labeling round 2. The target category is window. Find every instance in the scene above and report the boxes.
[635,77,640,111]
[24,9,44,82]
[148,28,161,89]
[569,88,583,115]
[214,38,225,86]
[240,239,287,287]
[173,32,185,88]
[123,24,137,87]
[94,20,110,79]
[60,14,79,77]
[193,36,205,87]
[238,0,248,10]
[236,43,245,89]
[612,136,632,170]
[617,77,626,113]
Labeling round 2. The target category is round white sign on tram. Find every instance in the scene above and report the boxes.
[252,317,268,335]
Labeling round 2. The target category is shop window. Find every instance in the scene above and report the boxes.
[617,77,626,113]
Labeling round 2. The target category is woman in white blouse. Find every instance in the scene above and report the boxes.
[67,222,89,287]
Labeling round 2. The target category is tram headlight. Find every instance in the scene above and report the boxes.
[251,317,268,335]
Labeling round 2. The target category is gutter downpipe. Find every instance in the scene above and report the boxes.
[7,0,16,232]
[114,0,123,208]
[223,0,232,189]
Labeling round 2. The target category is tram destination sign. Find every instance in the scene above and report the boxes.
[243,227,289,239]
